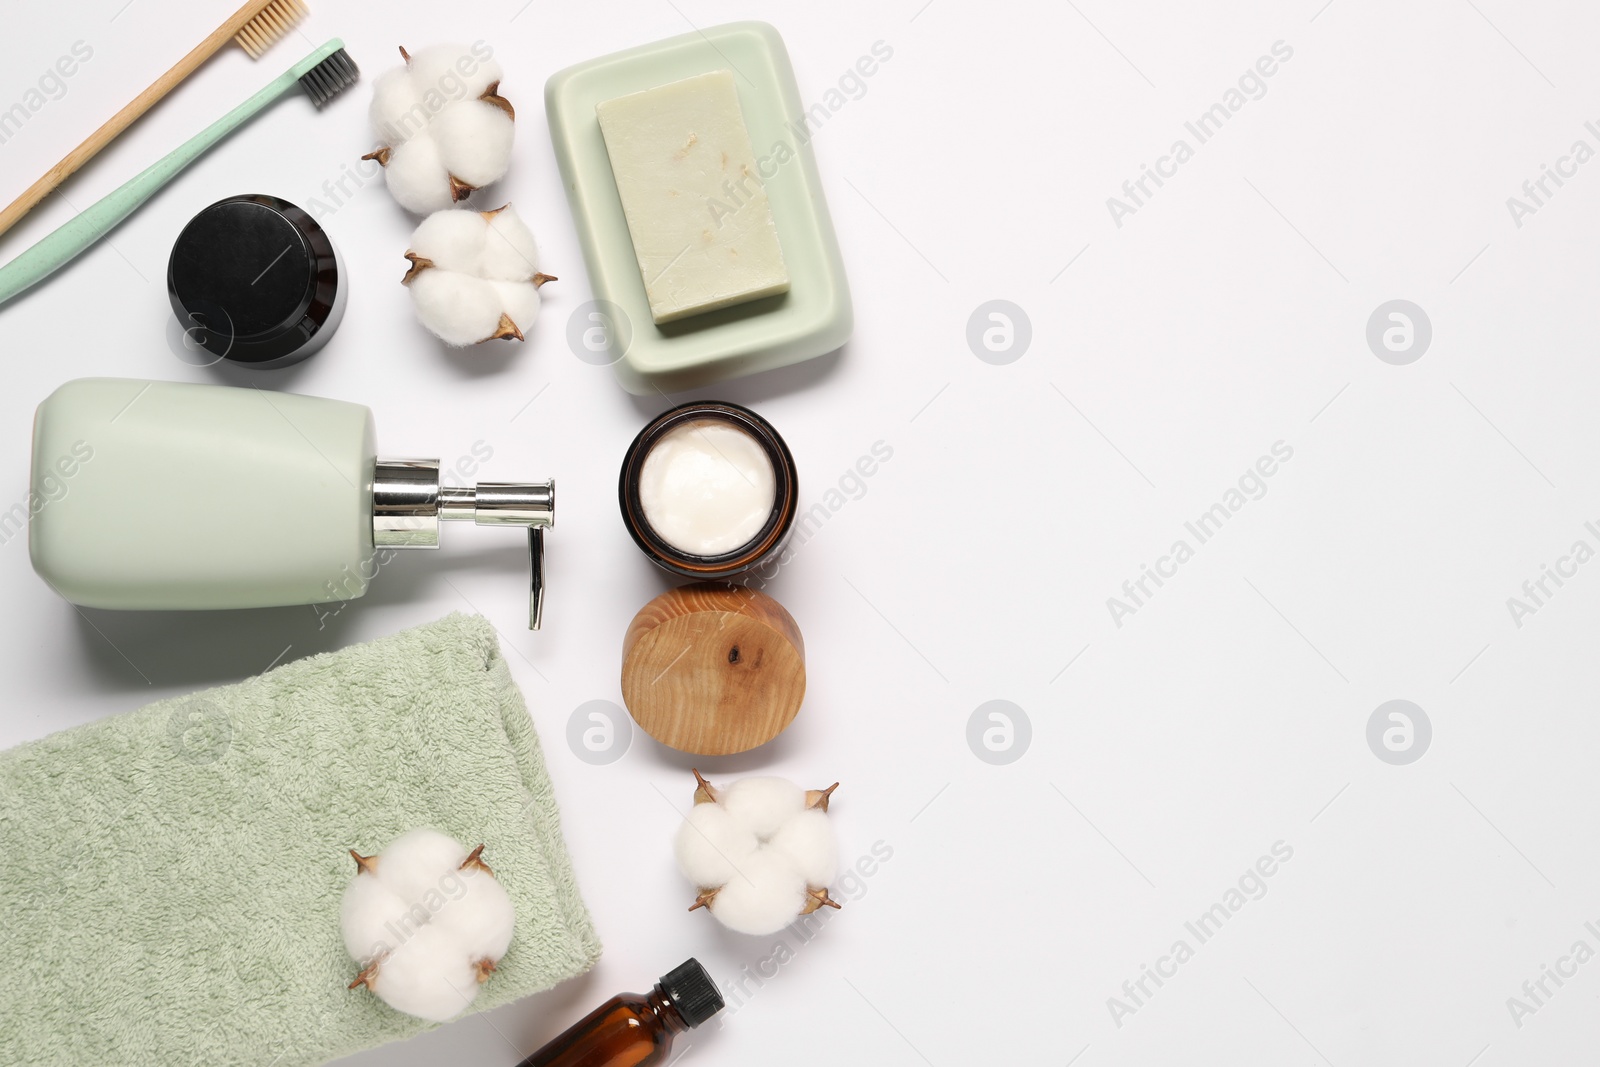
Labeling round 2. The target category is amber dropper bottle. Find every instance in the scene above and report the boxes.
[515,959,724,1067]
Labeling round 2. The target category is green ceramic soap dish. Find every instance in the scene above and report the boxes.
[545,22,852,395]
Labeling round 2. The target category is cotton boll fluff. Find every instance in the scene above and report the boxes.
[362,44,515,213]
[342,832,515,1021]
[673,801,758,889]
[339,870,408,964]
[677,770,842,936]
[768,809,839,887]
[365,827,469,901]
[402,205,554,345]
[430,865,516,965]
[358,924,482,1024]
[705,849,808,936]
[718,776,805,840]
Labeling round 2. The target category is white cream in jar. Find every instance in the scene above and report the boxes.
[637,419,776,556]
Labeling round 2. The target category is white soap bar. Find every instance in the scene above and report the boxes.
[596,70,790,324]
[638,419,776,556]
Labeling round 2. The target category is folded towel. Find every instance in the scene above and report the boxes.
[0,613,601,1066]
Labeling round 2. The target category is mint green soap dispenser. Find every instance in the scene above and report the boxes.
[27,378,555,626]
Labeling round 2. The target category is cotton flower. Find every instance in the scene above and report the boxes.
[362,925,482,1023]
[769,810,839,887]
[342,829,516,1022]
[705,849,807,935]
[362,44,515,213]
[402,205,554,345]
[719,776,806,839]
[676,771,841,936]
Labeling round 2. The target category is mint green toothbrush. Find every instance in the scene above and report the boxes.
[0,39,357,307]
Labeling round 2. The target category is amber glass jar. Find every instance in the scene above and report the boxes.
[619,401,798,581]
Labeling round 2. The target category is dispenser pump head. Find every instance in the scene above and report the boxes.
[372,460,555,628]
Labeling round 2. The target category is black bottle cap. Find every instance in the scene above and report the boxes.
[167,194,343,369]
[659,958,723,1028]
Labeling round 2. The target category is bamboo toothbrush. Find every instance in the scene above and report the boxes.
[0,40,358,307]
[0,0,310,240]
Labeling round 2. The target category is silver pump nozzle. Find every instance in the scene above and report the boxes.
[372,459,555,629]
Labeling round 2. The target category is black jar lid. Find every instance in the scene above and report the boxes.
[167,194,341,368]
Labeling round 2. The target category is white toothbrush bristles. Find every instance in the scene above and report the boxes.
[234,0,310,59]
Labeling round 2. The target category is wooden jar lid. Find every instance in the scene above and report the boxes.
[621,583,805,755]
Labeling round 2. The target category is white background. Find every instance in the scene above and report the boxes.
[2,0,1598,1064]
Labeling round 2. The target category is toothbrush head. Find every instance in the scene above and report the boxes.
[297,45,360,108]
[234,0,311,59]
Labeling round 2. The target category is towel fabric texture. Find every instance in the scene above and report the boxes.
[0,613,601,1066]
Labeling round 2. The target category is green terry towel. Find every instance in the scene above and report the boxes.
[0,612,601,1066]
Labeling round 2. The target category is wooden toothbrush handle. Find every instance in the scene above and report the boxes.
[0,0,274,239]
